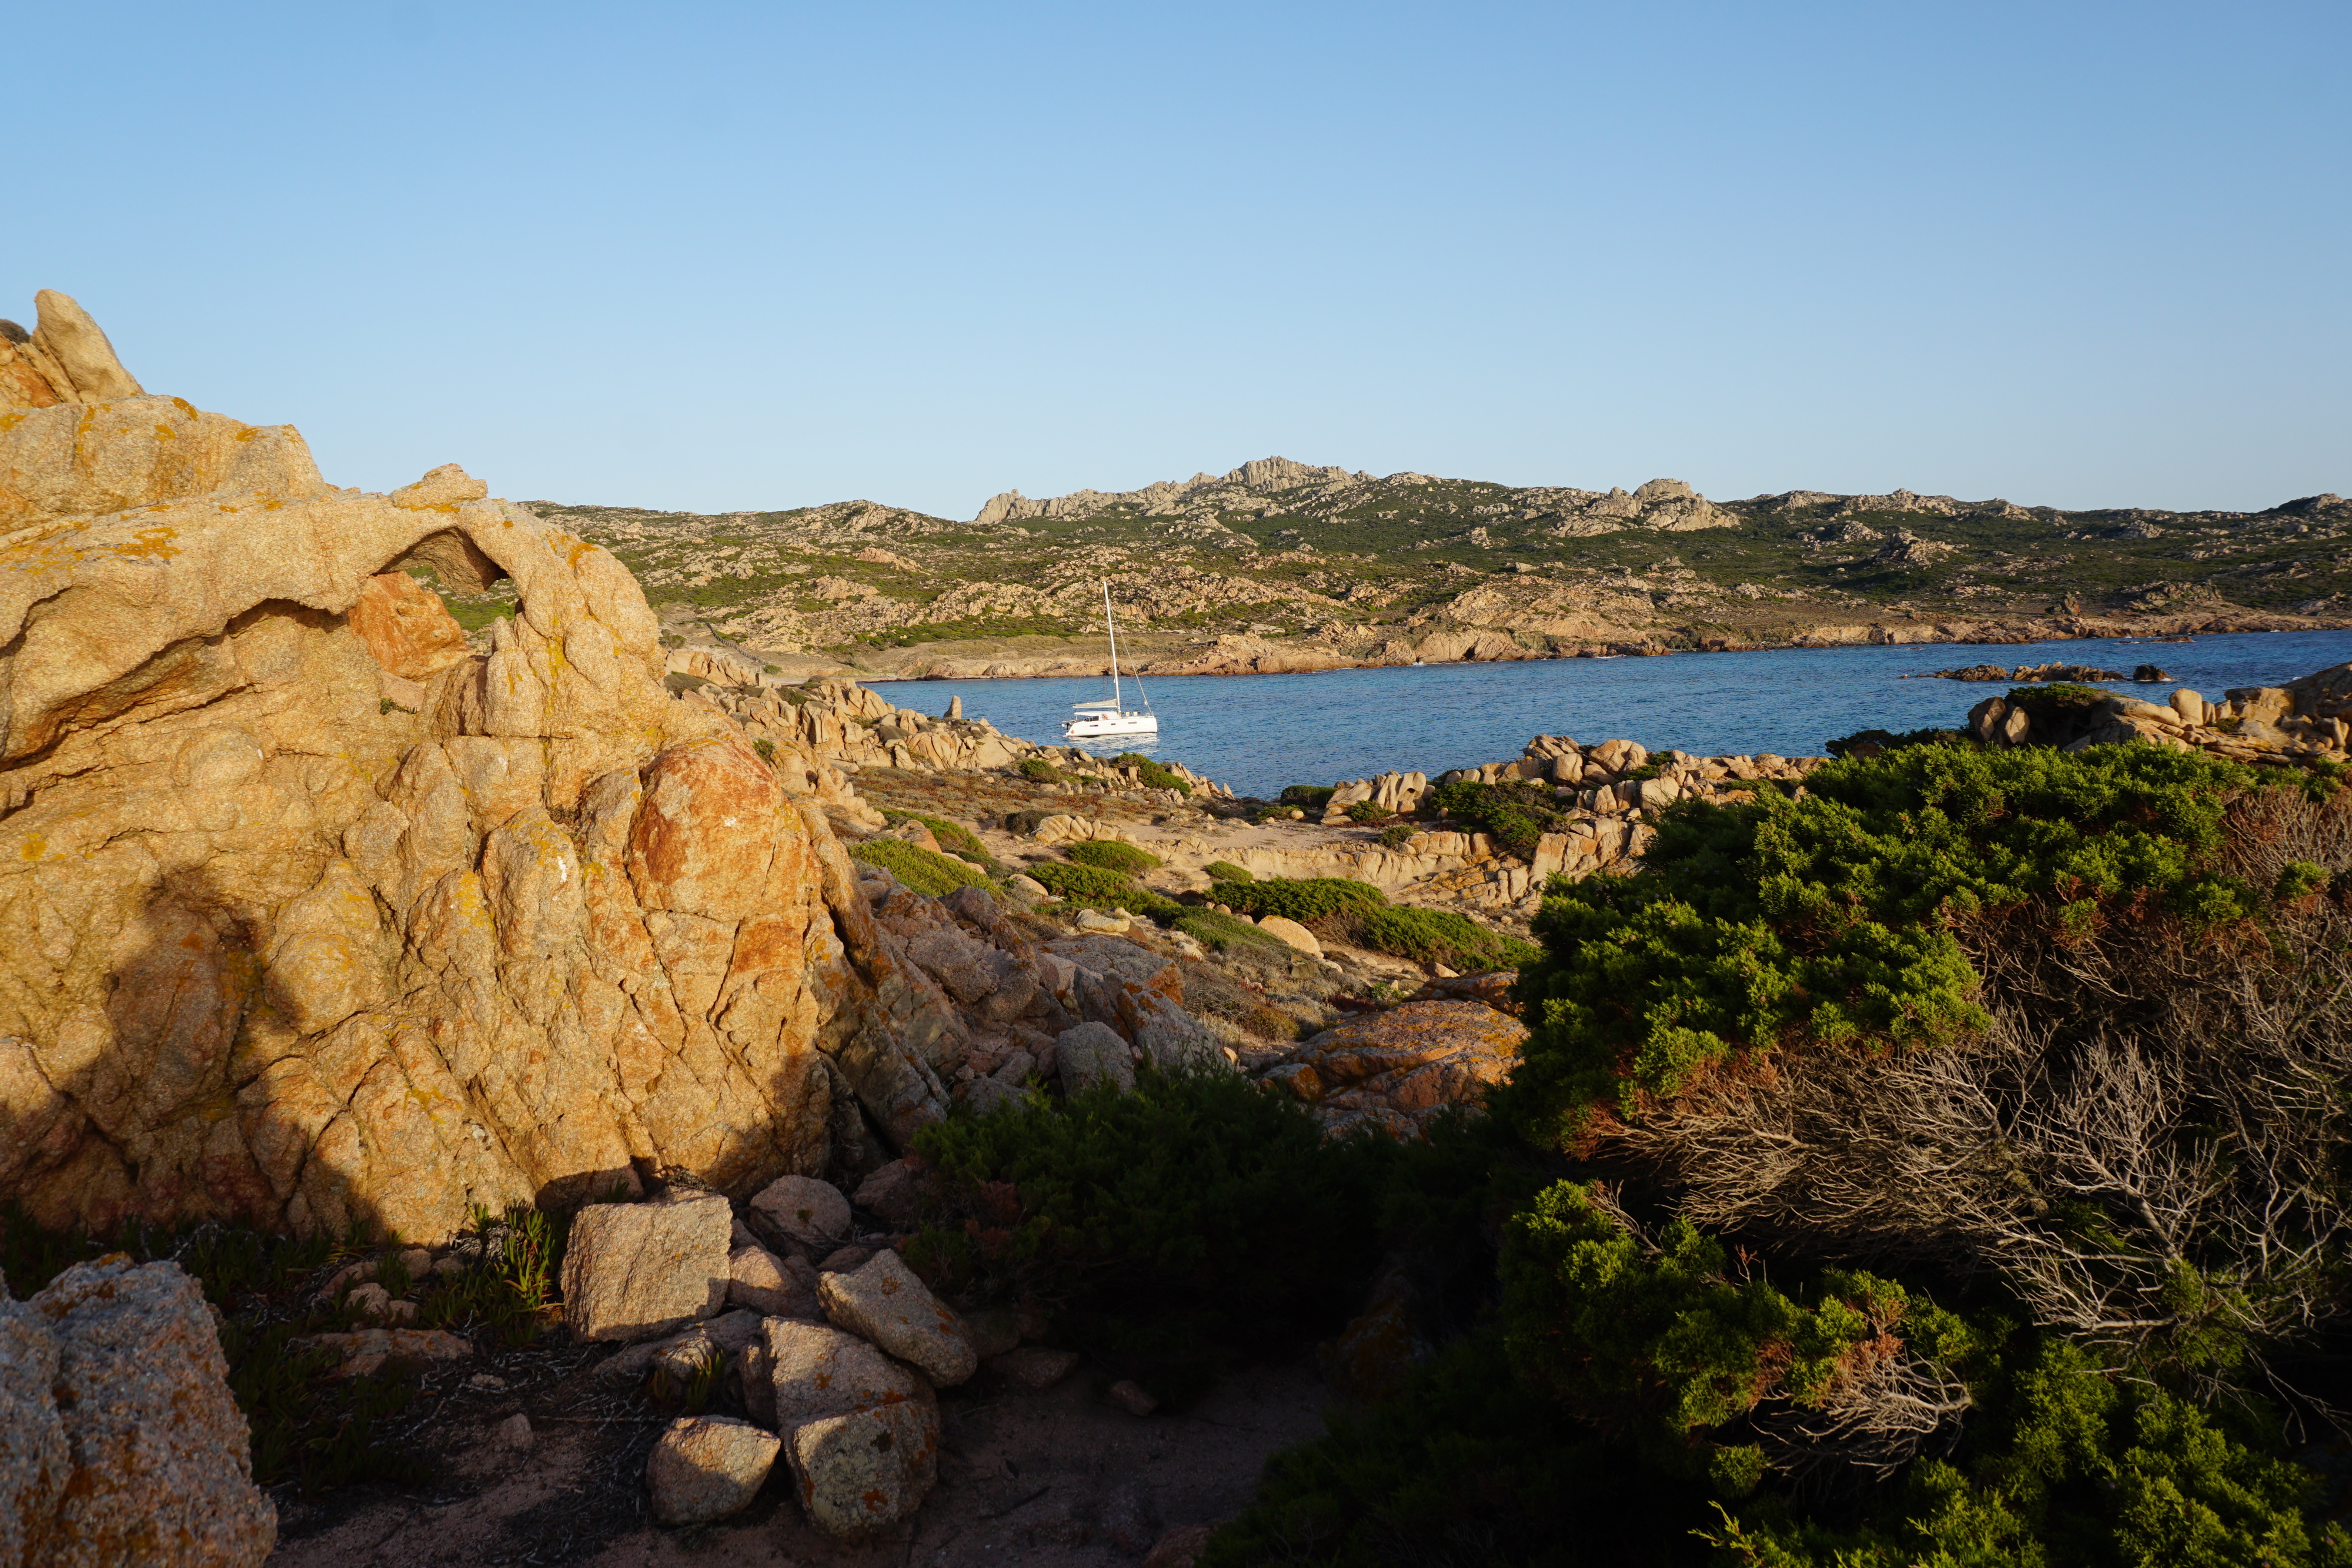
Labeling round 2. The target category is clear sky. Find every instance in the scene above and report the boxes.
[14,2,2347,518]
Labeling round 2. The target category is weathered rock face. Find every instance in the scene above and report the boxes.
[0,297,978,1243]
[1274,999,1529,1138]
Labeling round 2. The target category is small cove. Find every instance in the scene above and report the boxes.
[884,628,2352,799]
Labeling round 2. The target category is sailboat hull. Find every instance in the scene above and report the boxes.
[1064,712,1159,739]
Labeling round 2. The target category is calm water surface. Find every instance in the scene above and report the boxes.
[883,630,2352,799]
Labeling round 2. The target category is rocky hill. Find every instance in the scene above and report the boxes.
[525,458,2352,680]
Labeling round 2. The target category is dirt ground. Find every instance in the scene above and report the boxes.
[269,1357,1330,1567]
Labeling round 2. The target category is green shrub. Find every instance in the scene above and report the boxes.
[1115,753,1191,794]
[850,837,991,896]
[1210,877,1388,924]
[1357,906,1540,974]
[1173,907,1294,956]
[1203,1333,1718,1568]
[1346,800,1388,823]
[1018,756,1064,783]
[1066,838,1163,874]
[1824,726,1973,760]
[883,809,995,867]
[751,736,777,763]
[1377,823,1418,849]
[1203,860,1255,883]
[1427,778,1580,857]
[1279,784,1337,807]
[1025,860,1140,904]
[1509,742,2266,1132]
[904,1068,1395,1402]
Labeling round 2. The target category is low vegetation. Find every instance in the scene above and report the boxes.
[1208,740,2352,1565]
[1064,838,1163,875]
[1209,875,1541,971]
[848,837,991,895]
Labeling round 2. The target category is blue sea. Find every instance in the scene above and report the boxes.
[885,629,2352,800]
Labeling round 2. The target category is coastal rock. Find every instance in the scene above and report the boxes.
[560,1195,732,1343]
[1287,1001,1528,1138]
[26,1257,275,1567]
[646,1416,780,1526]
[818,1249,978,1387]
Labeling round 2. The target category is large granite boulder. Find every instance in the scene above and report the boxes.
[817,1249,978,1387]
[0,293,977,1242]
[6,1257,274,1566]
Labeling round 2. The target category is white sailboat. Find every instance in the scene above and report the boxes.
[1063,580,1159,740]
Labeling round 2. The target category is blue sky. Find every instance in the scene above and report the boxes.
[14,2,2346,517]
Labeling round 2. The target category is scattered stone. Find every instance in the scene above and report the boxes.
[495,1413,534,1450]
[1075,908,1132,934]
[1106,1379,1160,1417]
[1011,874,1051,898]
[26,1258,276,1564]
[851,1158,930,1227]
[965,1306,1023,1360]
[1144,1524,1219,1568]
[818,1249,978,1387]
[987,1346,1081,1390]
[2133,664,2173,683]
[297,1328,475,1378]
[786,1400,941,1537]
[647,1415,781,1526]
[728,1244,821,1318]
[747,1175,853,1252]
[1255,915,1322,957]
[818,1244,876,1275]
[344,1281,393,1320]
[1057,1021,1137,1096]
[1101,1480,1164,1555]
[467,1373,508,1392]
[597,1309,766,1385]
[764,1318,933,1431]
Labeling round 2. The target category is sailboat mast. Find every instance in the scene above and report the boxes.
[1103,580,1123,711]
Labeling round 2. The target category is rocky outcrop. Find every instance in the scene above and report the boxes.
[3,1257,274,1567]
[1967,664,2352,762]
[1269,999,1528,1138]
[0,296,1157,1244]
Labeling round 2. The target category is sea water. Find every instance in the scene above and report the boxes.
[888,628,2352,800]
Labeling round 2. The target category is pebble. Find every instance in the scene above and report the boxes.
[1106,1379,1160,1417]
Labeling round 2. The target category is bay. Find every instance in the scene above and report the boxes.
[881,629,2352,800]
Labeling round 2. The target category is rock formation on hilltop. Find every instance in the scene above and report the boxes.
[0,293,1115,1245]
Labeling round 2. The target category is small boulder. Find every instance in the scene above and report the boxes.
[1010,874,1050,898]
[787,1400,941,1537]
[560,1193,733,1343]
[1106,1379,1160,1417]
[1057,1021,1136,1096]
[987,1346,1080,1390]
[295,1327,474,1378]
[495,1413,534,1450]
[728,1245,821,1319]
[1255,915,1322,957]
[852,1158,931,1227]
[1145,1524,1219,1568]
[764,1319,933,1431]
[819,1251,978,1388]
[747,1175,853,1252]
[647,1415,782,1526]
